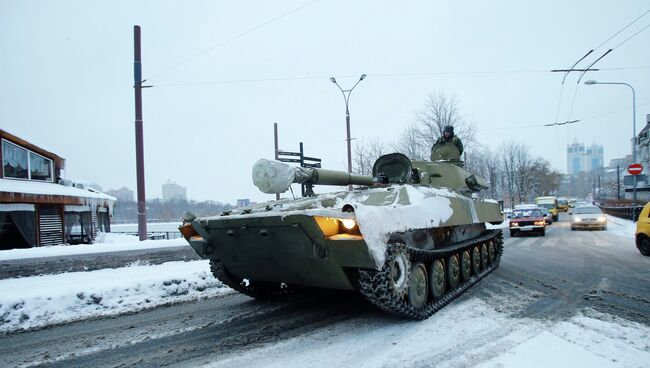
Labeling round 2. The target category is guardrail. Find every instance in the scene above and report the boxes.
[598,205,644,222]
[111,231,183,240]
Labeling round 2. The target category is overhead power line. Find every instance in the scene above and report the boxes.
[152,65,649,88]
[146,0,321,81]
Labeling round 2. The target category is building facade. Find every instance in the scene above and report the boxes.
[162,181,187,202]
[0,129,116,250]
[567,140,604,174]
[106,187,134,203]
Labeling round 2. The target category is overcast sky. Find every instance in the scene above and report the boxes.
[1,0,649,203]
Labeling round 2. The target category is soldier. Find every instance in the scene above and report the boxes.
[435,125,464,155]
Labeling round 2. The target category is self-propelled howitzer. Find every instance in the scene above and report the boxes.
[180,143,504,319]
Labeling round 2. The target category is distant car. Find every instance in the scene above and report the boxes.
[569,201,589,214]
[510,208,546,237]
[570,206,607,230]
[539,207,553,224]
[635,202,650,256]
[558,197,569,212]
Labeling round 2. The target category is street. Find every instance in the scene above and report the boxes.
[0,213,648,367]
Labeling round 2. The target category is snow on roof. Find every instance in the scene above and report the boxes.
[0,179,116,201]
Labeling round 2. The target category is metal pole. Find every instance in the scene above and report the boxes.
[274,123,279,201]
[133,25,147,241]
[345,103,352,190]
[299,142,305,197]
[631,85,637,203]
[617,165,620,200]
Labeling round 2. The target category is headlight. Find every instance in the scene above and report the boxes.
[598,216,607,223]
[341,218,357,230]
[573,217,582,222]
[314,216,361,237]
[510,222,519,227]
[534,221,545,226]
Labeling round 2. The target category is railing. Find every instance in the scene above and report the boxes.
[111,231,183,240]
[598,205,644,222]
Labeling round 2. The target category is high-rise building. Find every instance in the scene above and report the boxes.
[566,140,603,174]
[106,186,134,202]
[162,180,187,202]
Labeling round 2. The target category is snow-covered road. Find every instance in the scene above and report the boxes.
[0,216,648,367]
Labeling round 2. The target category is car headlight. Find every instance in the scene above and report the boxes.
[573,217,582,222]
[534,221,545,226]
[510,222,519,227]
[598,216,607,223]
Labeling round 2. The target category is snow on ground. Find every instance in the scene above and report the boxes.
[605,215,636,238]
[201,298,649,368]
[0,260,231,333]
[0,233,187,261]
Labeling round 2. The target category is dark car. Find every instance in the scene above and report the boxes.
[509,208,546,237]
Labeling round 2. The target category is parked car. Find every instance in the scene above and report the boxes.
[570,206,607,230]
[510,208,546,237]
[635,202,650,256]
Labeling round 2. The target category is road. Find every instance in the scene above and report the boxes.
[1,213,648,367]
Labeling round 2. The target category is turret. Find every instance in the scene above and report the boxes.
[252,142,488,197]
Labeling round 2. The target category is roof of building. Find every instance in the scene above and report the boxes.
[0,179,116,202]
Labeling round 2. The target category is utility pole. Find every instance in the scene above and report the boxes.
[617,165,620,200]
[133,26,147,241]
[274,123,280,201]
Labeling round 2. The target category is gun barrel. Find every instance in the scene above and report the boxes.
[309,168,373,187]
[252,159,372,194]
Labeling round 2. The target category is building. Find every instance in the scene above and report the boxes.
[625,114,650,201]
[236,199,251,208]
[106,187,134,203]
[0,129,116,250]
[162,180,187,202]
[566,140,604,174]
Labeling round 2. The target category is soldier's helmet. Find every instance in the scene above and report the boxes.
[443,125,454,135]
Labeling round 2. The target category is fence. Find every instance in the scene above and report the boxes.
[111,231,183,240]
[598,205,645,222]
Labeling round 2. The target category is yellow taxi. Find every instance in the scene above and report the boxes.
[635,202,650,256]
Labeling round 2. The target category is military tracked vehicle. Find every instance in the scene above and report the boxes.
[180,143,503,319]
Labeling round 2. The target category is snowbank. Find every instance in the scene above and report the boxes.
[0,236,187,261]
[0,260,230,333]
[605,215,636,238]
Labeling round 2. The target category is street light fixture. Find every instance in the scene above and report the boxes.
[330,74,367,190]
[584,79,637,202]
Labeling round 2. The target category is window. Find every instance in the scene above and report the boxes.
[2,140,28,179]
[29,152,52,181]
[2,139,53,181]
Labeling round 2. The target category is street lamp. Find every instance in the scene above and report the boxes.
[584,80,637,202]
[330,74,367,190]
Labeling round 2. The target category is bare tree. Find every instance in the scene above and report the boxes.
[353,137,387,175]
[395,92,476,160]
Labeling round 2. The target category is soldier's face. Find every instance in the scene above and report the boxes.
[444,132,450,138]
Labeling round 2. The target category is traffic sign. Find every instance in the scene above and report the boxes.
[628,163,643,175]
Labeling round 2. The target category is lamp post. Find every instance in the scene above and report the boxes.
[584,80,637,202]
[330,74,367,190]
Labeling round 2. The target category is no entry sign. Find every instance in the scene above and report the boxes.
[628,163,643,175]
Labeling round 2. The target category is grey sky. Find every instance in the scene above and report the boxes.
[1,0,648,203]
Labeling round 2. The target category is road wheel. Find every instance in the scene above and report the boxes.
[447,254,460,289]
[480,244,488,270]
[460,250,472,281]
[429,259,446,300]
[637,236,650,256]
[488,242,496,264]
[408,262,429,309]
[471,247,481,274]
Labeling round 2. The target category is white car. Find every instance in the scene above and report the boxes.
[571,206,607,230]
